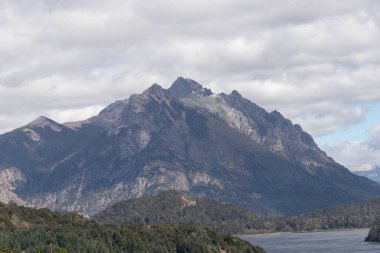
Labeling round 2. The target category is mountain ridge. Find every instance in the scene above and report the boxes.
[0,77,379,216]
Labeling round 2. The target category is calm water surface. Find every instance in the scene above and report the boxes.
[241,229,380,253]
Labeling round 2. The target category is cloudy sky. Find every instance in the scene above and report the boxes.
[1,0,380,169]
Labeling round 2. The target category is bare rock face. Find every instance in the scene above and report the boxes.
[0,78,379,216]
[0,167,27,206]
[169,77,212,99]
[26,116,63,132]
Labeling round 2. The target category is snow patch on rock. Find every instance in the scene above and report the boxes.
[22,128,41,142]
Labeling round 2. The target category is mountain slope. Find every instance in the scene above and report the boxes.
[94,190,380,234]
[0,77,379,216]
[93,190,272,234]
[283,197,380,231]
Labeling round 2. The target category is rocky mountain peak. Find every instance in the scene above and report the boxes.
[25,116,63,132]
[91,99,129,127]
[229,90,242,98]
[169,77,213,99]
[226,90,245,105]
[142,83,172,102]
[2,77,380,217]
[27,116,53,126]
[224,89,266,117]
[268,110,292,126]
[144,83,163,93]
[87,83,179,132]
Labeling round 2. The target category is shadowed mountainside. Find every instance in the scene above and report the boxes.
[0,77,379,216]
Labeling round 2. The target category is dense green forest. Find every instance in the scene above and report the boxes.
[93,190,274,234]
[282,197,380,231]
[0,202,265,253]
[3,190,380,252]
[93,191,380,234]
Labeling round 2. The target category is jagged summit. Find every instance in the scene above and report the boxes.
[225,90,245,105]
[88,99,129,128]
[25,116,63,132]
[27,116,54,126]
[169,77,213,99]
[142,83,172,101]
[1,77,380,217]
[229,90,242,97]
[269,109,288,122]
[143,83,164,94]
[88,83,176,131]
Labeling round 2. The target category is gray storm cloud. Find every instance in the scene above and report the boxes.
[1,0,380,167]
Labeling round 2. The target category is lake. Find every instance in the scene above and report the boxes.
[241,229,380,253]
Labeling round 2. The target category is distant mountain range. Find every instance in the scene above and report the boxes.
[352,164,380,184]
[1,77,380,216]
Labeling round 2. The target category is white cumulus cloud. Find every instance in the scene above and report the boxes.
[323,123,380,169]
[0,0,380,169]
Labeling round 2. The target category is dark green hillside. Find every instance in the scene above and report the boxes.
[0,202,265,253]
[365,226,380,242]
[283,197,380,231]
[93,190,275,234]
[93,191,380,234]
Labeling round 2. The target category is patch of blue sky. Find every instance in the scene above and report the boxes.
[315,102,380,146]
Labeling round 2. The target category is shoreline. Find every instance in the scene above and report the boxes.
[238,228,371,237]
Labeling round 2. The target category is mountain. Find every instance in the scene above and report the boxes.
[1,77,380,216]
[352,164,380,184]
[93,190,272,234]
[0,202,264,253]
